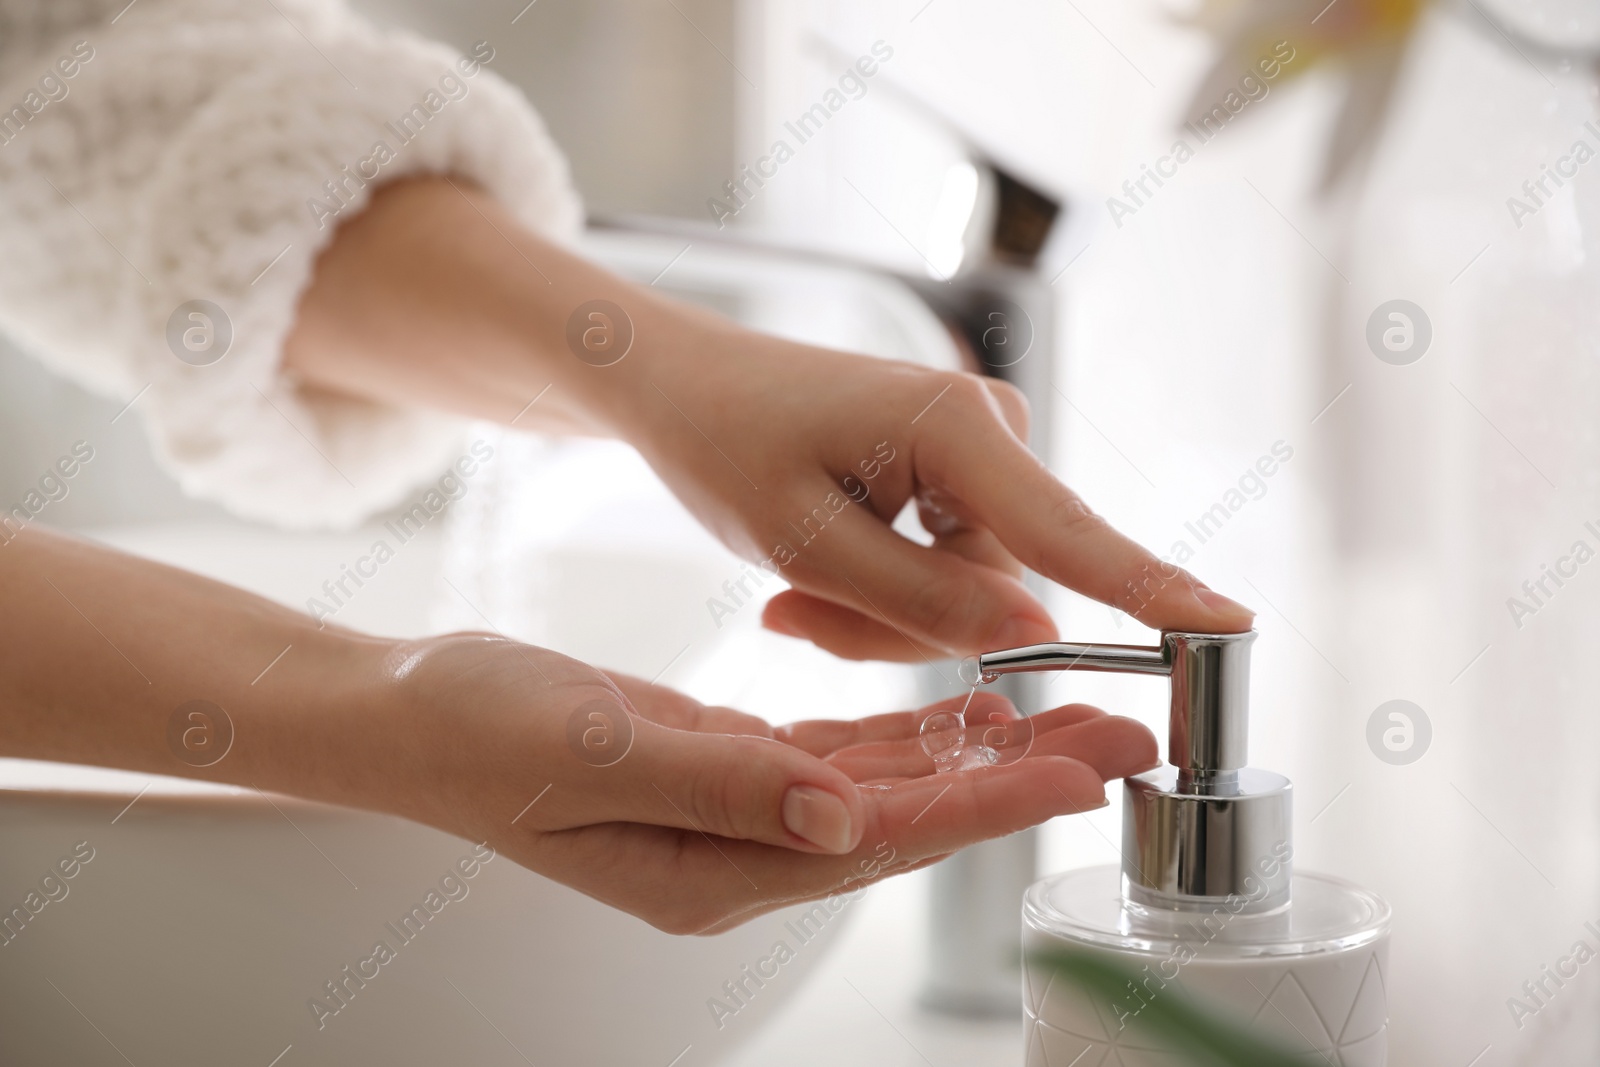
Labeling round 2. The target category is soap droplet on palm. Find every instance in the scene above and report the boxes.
[918,706,998,774]
[918,710,964,768]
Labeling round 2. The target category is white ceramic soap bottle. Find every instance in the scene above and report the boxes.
[975,632,1391,1066]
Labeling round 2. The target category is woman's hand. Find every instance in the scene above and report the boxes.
[384,634,1156,934]
[612,328,1254,660]
[0,527,1154,936]
[287,178,1253,662]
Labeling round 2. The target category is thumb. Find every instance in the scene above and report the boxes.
[599,719,867,854]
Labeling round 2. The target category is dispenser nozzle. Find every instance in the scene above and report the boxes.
[977,631,1255,782]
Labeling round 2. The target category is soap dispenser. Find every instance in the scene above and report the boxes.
[975,631,1391,1066]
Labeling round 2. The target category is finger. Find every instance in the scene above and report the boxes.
[774,691,1018,757]
[823,703,1132,782]
[776,502,1060,655]
[913,481,1024,580]
[539,754,1107,933]
[1015,714,1158,781]
[911,379,1028,579]
[722,755,1107,901]
[775,706,923,755]
[778,696,1112,770]
[690,705,778,737]
[762,590,948,662]
[994,700,1108,734]
[914,379,1255,634]
[980,377,1031,441]
[570,719,866,854]
[822,695,1024,780]
[840,755,1107,860]
[825,744,932,781]
[602,671,773,736]
[917,502,1024,578]
[526,817,942,936]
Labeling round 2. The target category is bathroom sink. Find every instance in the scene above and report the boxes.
[0,227,961,1065]
[0,777,853,1066]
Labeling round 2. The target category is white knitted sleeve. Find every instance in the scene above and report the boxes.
[0,0,583,529]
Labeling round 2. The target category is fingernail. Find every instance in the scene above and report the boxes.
[1193,586,1254,624]
[1066,792,1109,814]
[988,614,1053,651]
[1056,780,1107,812]
[782,785,856,853]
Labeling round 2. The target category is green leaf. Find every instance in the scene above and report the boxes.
[1028,946,1312,1067]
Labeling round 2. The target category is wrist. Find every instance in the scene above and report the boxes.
[339,633,601,840]
[220,628,410,812]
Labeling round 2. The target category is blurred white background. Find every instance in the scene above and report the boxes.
[4,0,1599,1063]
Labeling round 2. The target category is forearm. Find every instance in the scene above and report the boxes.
[0,525,406,809]
[282,176,1254,655]
[283,176,726,442]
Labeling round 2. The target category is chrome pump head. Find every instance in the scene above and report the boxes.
[977,631,1292,912]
